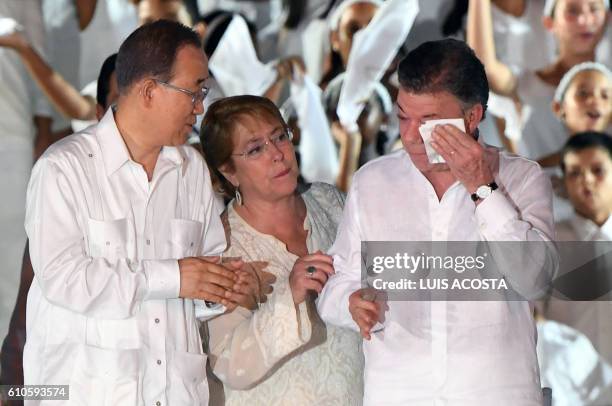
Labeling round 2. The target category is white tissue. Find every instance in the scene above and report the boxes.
[0,17,23,36]
[418,118,465,164]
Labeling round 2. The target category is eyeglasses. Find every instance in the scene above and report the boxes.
[232,129,294,160]
[154,79,209,106]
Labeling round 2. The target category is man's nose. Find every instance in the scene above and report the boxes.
[401,121,423,142]
[193,100,205,115]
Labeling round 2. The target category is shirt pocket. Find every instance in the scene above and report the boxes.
[167,350,208,405]
[86,217,132,262]
[86,318,141,350]
[169,218,204,259]
[69,345,139,406]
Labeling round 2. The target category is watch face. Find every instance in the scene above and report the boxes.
[476,185,492,199]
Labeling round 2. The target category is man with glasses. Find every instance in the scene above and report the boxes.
[21,20,251,406]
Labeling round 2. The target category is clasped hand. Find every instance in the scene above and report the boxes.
[178,256,275,311]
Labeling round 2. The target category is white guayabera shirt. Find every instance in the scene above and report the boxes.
[317,147,558,406]
[23,108,226,406]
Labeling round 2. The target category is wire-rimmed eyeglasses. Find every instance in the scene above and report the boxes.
[231,129,294,160]
[154,79,209,106]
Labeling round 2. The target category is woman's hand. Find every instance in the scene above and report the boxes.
[289,251,335,305]
[0,18,28,52]
[223,260,276,312]
[275,55,306,81]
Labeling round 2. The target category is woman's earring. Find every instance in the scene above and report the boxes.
[235,188,243,206]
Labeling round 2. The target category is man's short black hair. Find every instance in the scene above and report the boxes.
[115,20,202,92]
[96,53,117,109]
[560,131,612,173]
[398,38,489,117]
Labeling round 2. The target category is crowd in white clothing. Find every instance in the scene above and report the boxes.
[0,0,611,405]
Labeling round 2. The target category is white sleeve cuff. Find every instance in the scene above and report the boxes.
[475,190,519,237]
[143,259,181,300]
[195,299,226,321]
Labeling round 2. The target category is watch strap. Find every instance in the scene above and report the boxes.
[470,181,498,202]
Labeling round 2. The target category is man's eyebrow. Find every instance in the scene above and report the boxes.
[397,103,405,113]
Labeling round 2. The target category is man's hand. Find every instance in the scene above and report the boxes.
[178,257,239,306]
[289,251,334,305]
[349,288,387,340]
[223,261,276,312]
[430,124,494,194]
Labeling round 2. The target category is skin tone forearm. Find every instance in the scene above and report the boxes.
[18,44,96,120]
[466,0,517,97]
[333,122,362,193]
[491,0,526,17]
[0,31,97,121]
[75,0,98,30]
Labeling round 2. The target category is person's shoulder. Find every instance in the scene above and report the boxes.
[353,149,408,184]
[301,182,345,207]
[498,148,544,177]
[38,127,99,168]
[176,144,208,175]
[358,149,405,174]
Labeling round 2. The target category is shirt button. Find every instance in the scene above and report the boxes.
[105,241,110,246]
[156,402,161,406]
[190,242,194,247]
[157,359,162,365]
[154,318,160,324]
[146,239,151,245]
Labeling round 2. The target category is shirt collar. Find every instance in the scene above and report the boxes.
[569,214,612,241]
[600,215,612,240]
[96,108,186,177]
[96,108,131,176]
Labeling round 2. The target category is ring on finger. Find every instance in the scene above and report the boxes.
[306,266,316,278]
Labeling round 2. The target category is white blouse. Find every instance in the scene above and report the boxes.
[207,182,364,406]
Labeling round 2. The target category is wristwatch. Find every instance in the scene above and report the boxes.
[470,181,498,202]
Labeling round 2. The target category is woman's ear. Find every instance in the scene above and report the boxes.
[218,163,238,188]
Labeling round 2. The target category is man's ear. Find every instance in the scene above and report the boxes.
[96,104,106,121]
[218,163,238,188]
[140,79,156,108]
[465,104,484,134]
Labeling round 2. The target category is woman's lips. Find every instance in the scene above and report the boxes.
[274,167,291,178]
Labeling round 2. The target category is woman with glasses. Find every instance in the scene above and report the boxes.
[200,95,363,406]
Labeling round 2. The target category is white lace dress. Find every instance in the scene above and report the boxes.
[207,182,364,406]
